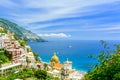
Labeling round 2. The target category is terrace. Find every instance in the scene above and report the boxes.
[0,63,22,76]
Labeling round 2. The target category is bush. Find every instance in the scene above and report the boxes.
[33,52,40,62]
[35,69,47,80]
[84,41,120,80]
[0,49,10,65]
[18,40,26,47]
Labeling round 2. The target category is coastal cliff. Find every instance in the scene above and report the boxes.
[0,18,45,42]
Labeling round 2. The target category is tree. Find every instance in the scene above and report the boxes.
[84,54,120,80]
[114,44,120,54]
[33,52,40,63]
[84,41,120,80]
[18,40,26,47]
[43,63,48,71]
[14,34,19,40]
[0,49,10,63]
[35,69,47,80]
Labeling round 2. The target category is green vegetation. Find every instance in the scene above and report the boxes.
[35,69,47,80]
[84,41,120,80]
[27,48,32,52]
[18,40,26,47]
[26,47,40,63]
[33,52,40,63]
[84,54,120,80]
[14,34,20,40]
[44,63,48,70]
[114,44,120,54]
[0,49,10,67]
[0,68,59,80]
[0,68,35,80]
[0,28,8,33]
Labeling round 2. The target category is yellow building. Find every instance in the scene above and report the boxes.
[50,52,62,70]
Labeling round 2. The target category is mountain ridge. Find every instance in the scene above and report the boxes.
[0,18,45,42]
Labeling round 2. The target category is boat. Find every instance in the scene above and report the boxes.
[68,45,72,48]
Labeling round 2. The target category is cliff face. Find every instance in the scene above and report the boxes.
[0,18,45,42]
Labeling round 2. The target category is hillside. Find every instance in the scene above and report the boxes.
[0,18,45,42]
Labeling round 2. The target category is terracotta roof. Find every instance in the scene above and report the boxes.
[54,63,62,70]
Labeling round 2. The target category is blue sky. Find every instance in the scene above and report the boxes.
[0,0,120,40]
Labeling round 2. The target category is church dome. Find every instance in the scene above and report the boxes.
[50,52,60,63]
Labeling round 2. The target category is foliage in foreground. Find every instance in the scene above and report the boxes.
[84,41,120,80]
[84,54,120,80]
[0,68,60,80]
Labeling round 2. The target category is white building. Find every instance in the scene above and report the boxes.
[0,63,22,76]
[68,70,85,80]
[61,58,72,80]
[0,37,5,49]
[2,34,10,43]
[18,48,27,67]
[63,58,72,70]
[0,33,7,49]
[27,52,36,68]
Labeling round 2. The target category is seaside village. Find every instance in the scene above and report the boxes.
[0,27,85,80]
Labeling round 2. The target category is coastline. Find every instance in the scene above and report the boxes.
[27,40,120,71]
[42,60,87,73]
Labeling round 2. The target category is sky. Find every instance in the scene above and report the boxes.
[0,0,120,40]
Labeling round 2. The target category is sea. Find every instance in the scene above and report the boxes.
[27,40,120,72]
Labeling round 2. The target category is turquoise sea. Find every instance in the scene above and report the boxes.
[27,40,120,72]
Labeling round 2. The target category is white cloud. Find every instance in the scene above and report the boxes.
[8,0,119,24]
[38,33,71,38]
[1,0,120,35]
[35,24,120,33]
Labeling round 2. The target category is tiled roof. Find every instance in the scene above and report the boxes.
[54,63,62,70]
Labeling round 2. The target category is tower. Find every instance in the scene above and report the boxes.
[61,58,72,80]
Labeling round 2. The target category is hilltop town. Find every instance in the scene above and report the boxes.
[0,27,85,80]
[0,27,37,75]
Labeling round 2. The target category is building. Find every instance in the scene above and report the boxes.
[26,52,36,68]
[63,58,72,70]
[47,52,63,78]
[6,47,27,64]
[62,59,85,80]
[2,34,10,43]
[68,70,85,80]
[0,36,5,49]
[50,52,62,70]
[0,63,22,76]
[61,68,69,80]
[61,58,72,80]
[0,34,27,66]
[47,69,61,78]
